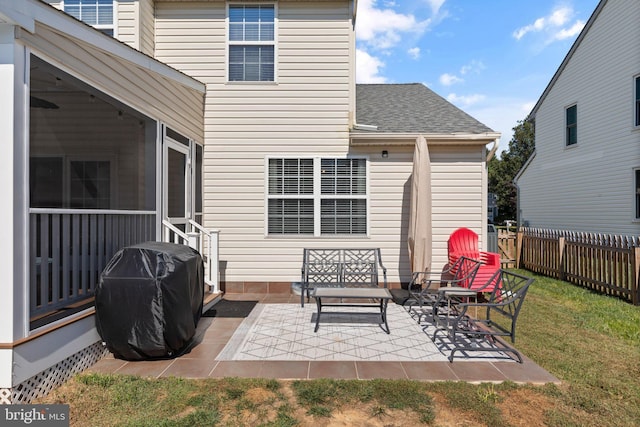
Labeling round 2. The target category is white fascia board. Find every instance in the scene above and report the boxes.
[6,0,205,94]
[0,0,35,33]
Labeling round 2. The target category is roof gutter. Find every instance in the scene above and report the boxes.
[350,131,501,146]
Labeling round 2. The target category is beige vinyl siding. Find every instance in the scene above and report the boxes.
[156,1,362,283]
[156,0,487,284]
[200,143,485,284]
[116,0,155,55]
[356,144,486,281]
[116,0,136,47]
[19,22,204,141]
[139,0,155,55]
[519,0,640,235]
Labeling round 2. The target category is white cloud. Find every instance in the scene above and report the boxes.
[439,73,463,86]
[460,59,485,75]
[446,93,486,108]
[356,0,429,50]
[513,5,582,43]
[356,49,387,83]
[408,47,421,59]
[439,60,484,87]
[554,20,585,40]
[425,0,446,15]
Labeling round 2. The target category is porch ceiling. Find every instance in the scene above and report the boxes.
[4,0,205,142]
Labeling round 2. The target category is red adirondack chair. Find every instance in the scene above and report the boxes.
[447,227,500,291]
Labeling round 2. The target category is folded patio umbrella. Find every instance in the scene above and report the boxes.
[408,134,432,273]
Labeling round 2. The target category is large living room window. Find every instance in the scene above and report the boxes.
[267,158,368,236]
[64,0,115,36]
[566,104,577,146]
[228,4,275,82]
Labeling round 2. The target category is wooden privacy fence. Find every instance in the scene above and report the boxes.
[516,227,640,305]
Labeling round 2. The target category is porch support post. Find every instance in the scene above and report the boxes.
[0,25,29,387]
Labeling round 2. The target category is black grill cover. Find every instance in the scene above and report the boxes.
[95,241,204,360]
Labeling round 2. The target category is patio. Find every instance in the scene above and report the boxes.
[88,293,559,384]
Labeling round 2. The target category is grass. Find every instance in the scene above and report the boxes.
[38,269,640,426]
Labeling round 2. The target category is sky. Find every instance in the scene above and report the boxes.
[354,0,601,154]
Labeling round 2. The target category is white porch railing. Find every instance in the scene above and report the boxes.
[162,220,220,294]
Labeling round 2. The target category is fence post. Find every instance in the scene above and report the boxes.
[515,230,524,269]
[558,236,566,281]
[633,246,640,306]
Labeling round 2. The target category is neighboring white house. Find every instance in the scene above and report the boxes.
[515,0,640,236]
[0,0,498,403]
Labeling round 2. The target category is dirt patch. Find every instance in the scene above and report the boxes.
[244,387,277,404]
[497,388,554,427]
[293,406,426,427]
[430,394,485,427]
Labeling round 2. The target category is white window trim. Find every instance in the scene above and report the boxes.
[565,103,578,148]
[225,2,278,84]
[60,0,117,37]
[264,156,370,237]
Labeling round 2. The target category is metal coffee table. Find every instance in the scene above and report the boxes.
[311,287,393,334]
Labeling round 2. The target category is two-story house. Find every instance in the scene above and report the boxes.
[515,0,640,236]
[0,0,498,402]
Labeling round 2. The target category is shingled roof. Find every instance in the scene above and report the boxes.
[355,83,494,134]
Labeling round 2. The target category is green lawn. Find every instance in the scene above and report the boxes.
[39,270,640,426]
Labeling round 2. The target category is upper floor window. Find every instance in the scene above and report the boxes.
[64,0,114,36]
[566,104,577,146]
[228,4,275,82]
[267,158,368,236]
[635,76,640,127]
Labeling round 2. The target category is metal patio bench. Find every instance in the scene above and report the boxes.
[300,248,387,307]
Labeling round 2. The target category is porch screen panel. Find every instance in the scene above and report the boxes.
[28,55,160,326]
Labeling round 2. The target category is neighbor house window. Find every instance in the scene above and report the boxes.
[635,76,640,127]
[267,158,367,235]
[566,104,577,146]
[64,0,114,36]
[228,4,275,82]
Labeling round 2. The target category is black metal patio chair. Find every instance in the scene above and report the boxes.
[431,269,534,363]
[394,256,482,323]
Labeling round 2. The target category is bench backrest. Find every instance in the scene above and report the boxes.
[303,248,386,288]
